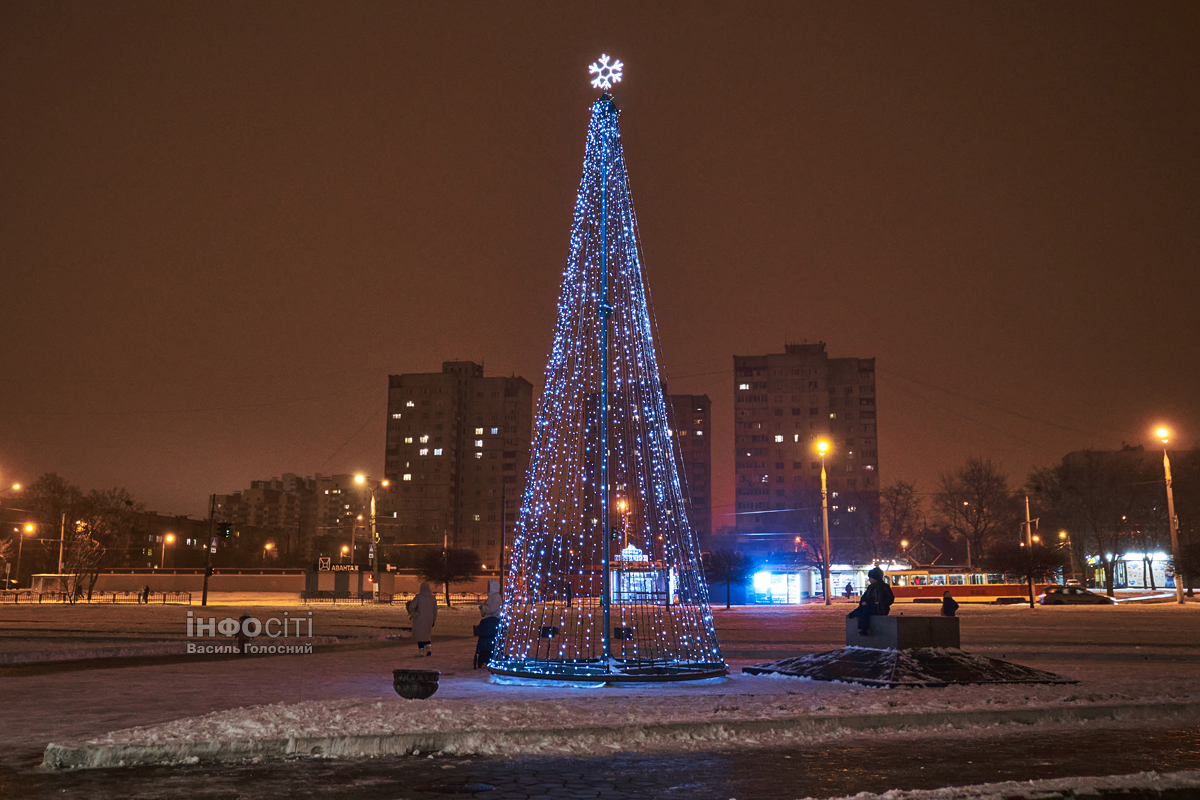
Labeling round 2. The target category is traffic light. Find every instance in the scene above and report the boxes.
[219,523,232,538]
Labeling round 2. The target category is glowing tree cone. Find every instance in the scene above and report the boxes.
[490,94,726,683]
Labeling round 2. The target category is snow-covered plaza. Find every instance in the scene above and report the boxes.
[2,594,1197,795]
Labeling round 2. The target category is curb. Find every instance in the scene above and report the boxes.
[42,700,1200,769]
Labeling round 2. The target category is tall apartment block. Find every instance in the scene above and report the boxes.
[733,343,879,532]
[670,394,712,542]
[384,361,533,569]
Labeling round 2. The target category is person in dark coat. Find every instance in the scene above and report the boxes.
[475,579,502,669]
[941,590,960,617]
[846,566,894,635]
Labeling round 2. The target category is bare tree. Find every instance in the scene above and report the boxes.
[879,480,920,543]
[417,547,482,606]
[934,457,1020,563]
[704,549,755,609]
[68,488,144,601]
[1031,450,1153,598]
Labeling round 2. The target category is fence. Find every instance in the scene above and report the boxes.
[301,591,485,607]
[0,590,193,605]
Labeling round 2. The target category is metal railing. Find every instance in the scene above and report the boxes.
[301,591,485,606]
[0,590,193,605]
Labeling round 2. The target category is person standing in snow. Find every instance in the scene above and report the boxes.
[475,579,502,668]
[410,582,438,657]
[847,566,894,635]
[941,590,960,617]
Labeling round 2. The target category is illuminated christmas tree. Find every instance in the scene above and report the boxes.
[490,58,726,683]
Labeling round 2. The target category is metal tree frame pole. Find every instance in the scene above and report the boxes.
[599,100,612,664]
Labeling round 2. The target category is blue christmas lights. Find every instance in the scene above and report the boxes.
[490,90,726,683]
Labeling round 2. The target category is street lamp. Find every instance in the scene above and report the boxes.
[355,473,389,602]
[160,533,175,569]
[815,438,832,606]
[263,542,274,565]
[15,523,35,590]
[1155,427,1184,604]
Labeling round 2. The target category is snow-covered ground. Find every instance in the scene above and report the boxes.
[4,600,1198,770]
[799,770,1200,800]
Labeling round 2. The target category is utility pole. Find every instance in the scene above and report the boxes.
[1024,495,1035,609]
[58,512,66,575]
[202,494,215,606]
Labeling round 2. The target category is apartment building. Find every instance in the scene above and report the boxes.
[384,361,533,568]
[670,394,713,541]
[733,343,879,537]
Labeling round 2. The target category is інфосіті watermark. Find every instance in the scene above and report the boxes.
[185,610,315,654]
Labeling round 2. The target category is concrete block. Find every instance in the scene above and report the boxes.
[845,615,960,649]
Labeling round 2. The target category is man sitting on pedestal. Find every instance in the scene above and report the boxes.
[846,566,894,636]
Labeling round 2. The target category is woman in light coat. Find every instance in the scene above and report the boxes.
[410,582,438,657]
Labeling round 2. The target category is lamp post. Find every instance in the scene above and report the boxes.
[355,474,389,602]
[160,533,175,569]
[15,523,34,589]
[263,542,274,565]
[1155,427,1184,604]
[340,544,349,563]
[816,438,832,605]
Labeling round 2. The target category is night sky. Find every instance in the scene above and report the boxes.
[2,2,1197,522]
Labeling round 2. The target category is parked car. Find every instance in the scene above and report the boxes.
[1038,586,1115,605]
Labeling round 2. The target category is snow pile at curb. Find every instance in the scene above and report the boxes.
[799,769,1200,799]
[42,694,1200,769]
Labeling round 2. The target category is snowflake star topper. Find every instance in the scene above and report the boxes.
[589,53,624,91]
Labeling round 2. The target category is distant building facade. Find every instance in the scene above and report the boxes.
[384,361,533,569]
[670,394,712,542]
[214,473,383,565]
[732,343,880,553]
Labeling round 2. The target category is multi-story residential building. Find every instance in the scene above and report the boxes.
[670,394,712,542]
[732,343,879,552]
[384,361,533,569]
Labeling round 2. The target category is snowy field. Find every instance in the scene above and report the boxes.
[3,598,1196,770]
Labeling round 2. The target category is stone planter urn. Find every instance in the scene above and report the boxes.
[393,668,440,699]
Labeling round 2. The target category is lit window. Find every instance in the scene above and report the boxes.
[475,439,483,448]
[419,448,428,456]
[391,413,402,419]
[475,452,483,459]
[473,514,480,521]
[404,437,413,444]
[491,428,499,435]
[864,465,875,470]
[738,383,750,390]
[433,448,443,456]
[420,435,429,443]
[402,474,412,481]
[695,430,703,436]
[774,435,784,442]
[406,401,415,407]
[475,427,484,435]
[793,434,800,442]
[830,413,837,419]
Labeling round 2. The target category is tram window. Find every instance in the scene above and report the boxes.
[931,574,947,585]
[948,575,965,585]
[969,574,986,585]
[987,574,1004,584]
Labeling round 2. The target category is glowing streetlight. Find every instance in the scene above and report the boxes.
[263,542,274,565]
[815,438,832,605]
[1156,427,1184,604]
[159,533,175,569]
[340,544,350,563]
[900,539,909,550]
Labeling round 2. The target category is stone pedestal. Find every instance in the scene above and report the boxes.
[845,615,960,649]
